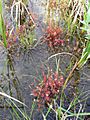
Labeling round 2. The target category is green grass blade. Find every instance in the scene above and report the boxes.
[0,92,27,107]
[0,0,7,48]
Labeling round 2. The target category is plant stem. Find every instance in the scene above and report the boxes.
[62,61,78,91]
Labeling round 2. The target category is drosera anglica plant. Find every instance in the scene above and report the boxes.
[6,22,36,49]
[0,0,90,119]
[19,23,36,49]
[31,69,64,109]
[43,24,64,49]
[44,0,64,49]
[0,0,36,50]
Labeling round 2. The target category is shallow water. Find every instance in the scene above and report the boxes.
[0,0,90,119]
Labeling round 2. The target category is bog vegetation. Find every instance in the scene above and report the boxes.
[0,0,90,120]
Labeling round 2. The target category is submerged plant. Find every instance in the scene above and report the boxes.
[42,90,90,120]
[43,25,64,48]
[11,0,36,49]
[6,23,36,49]
[0,0,36,50]
[31,69,64,109]
[19,24,36,49]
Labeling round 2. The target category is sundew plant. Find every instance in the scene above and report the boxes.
[0,0,90,120]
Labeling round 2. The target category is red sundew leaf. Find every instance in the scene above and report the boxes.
[56,89,60,93]
[46,35,51,40]
[38,87,42,92]
[46,26,57,37]
[45,96,50,102]
[54,72,58,79]
[57,81,63,87]
[53,39,64,46]
[54,39,60,43]
[52,82,56,88]
[48,42,53,48]
[43,76,47,83]
[45,82,49,88]
[52,89,57,94]
[54,80,59,86]
[46,27,52,34]
[48,81,52,87]
[53,31,57,36]
[37,99,41,103]
[13,37,17,42]
[6,31,9,37]
[30,83,34,86]
[60,75,64,81]
[41,93,45,98]
[48,75,52,82]
[60,40,64,46]
[60,81,64,86]
[53,42,58,46]
[38,103,42,109]
[45,91,50,96]
[43,85,49,93]
[60,40,64,43]
[42,72,47,83]
[32,90,38,97]
[50,81,55,89]
[56,27,62,33]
